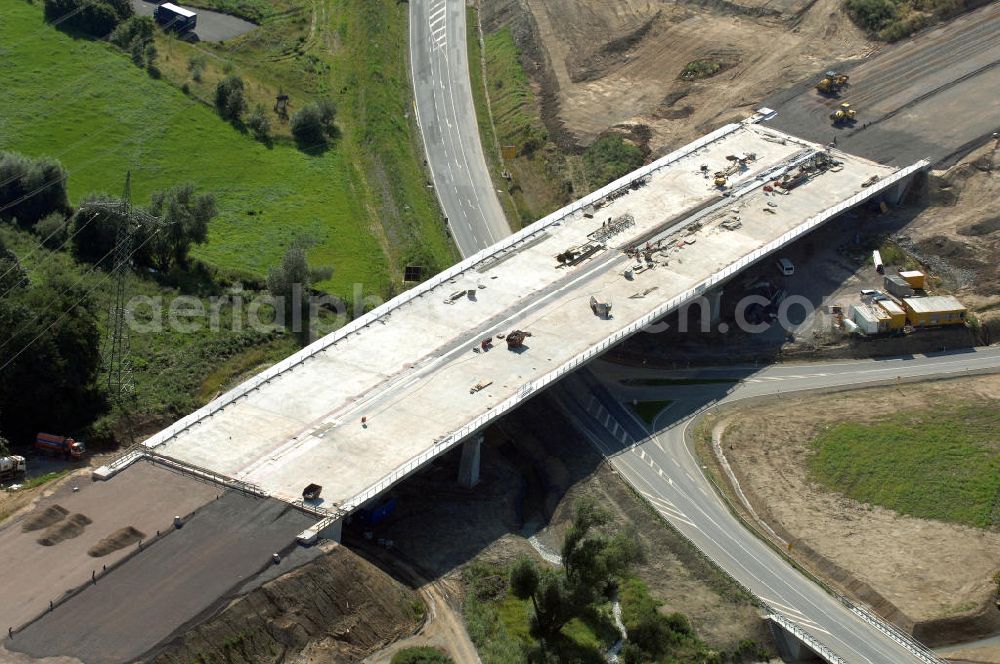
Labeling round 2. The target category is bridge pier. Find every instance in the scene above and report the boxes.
[708,287,723,325]
[458,434,483,488]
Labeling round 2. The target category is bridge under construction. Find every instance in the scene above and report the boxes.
[97,112,925,542]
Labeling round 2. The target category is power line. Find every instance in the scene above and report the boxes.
[0,222,162,376]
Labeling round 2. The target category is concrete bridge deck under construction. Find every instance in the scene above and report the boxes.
[98,113,925,525]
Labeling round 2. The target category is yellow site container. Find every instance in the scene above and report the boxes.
[898,270,926,289]
[902,295,967,327]
[876,299,906,330]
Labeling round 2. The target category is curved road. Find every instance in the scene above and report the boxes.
[409,0,511,256]
[552,347,1000,663]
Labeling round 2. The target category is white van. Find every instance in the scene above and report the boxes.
[776,258,794,276]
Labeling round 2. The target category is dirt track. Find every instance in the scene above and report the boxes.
[714,376,1000,641]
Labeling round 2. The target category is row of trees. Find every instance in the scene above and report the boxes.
[43,0,133,38]
[0,237,105,446]
[71,183,217,272]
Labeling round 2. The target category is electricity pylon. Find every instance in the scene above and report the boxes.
[79,172,161,443]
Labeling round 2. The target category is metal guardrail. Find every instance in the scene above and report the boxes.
[768,613,849,664]
[579,347,946,664]
[139,122,748,454]
[336,158,930,515]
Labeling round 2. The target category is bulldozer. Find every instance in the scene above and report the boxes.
[829,102,857,125]
[816,71,849,95]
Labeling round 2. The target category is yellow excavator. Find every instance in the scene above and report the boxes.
[830,102,857,125]
[816,70,850,95]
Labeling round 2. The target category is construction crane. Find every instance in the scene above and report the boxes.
[829,101,857,125]
[816,70,849,96]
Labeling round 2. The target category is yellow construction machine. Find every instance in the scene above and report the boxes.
[829,102,857,125]
[816,70,849,95]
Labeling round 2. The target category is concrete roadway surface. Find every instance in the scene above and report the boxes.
[766,2,1000,167]
[551,346,1000,663]
[410,0,511,256]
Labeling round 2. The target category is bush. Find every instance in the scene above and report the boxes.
[187,55,207,82]
[583,135,645,189]
[390,647,454,664]
[246,104,271,143]
[43,0,132,37]
[290,98,337,148]
[0,151,70,228]
[845,0,898,32]
[215,75,247,123]
[109,15,153,50]
[34,212,69,249]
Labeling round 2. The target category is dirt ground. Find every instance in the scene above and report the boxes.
[502,0,873,150]
[0,461,220,631]
[902,140,1000,313]
[710,375,1000,644]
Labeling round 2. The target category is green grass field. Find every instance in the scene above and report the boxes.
[1,0,455,299]
[808,402,1000,528]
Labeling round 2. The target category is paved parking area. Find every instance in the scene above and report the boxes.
[0,461,220,631]
[7,491,318,664]
[131,0,256,42]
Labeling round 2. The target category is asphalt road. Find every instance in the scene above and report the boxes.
[766,2,1000,167]
[131,0,256,42]
[8,491,318,664]
[552,346,1000,663]
[410,0,511,256]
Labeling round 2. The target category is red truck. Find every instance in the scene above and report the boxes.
[35,432,85,460]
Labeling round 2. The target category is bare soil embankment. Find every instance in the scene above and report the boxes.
[149,545,423,664]
[707,375,1000,646]
[489,0,872,150]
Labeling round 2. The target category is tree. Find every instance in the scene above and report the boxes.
[290,98,337,148]
[266,239,331,344]
[215,75,247,123]
[562,496,643,604]
[144,183,215,271]
[34,212,69,250]
[109,15,153,51]
[0,238,28,294]
[43,0,133,37]
[0,151,70,228]
[69,193,126,266]
[0,273,105,444]
[0,433,9,457]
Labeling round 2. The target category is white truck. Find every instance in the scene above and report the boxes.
[1,455,26,482]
